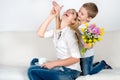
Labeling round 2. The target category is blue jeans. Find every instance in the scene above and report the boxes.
[80,56,106,76]
[28,58,80,80]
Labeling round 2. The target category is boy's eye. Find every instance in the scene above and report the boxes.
[81,12,84,16]
[74,18,77,20]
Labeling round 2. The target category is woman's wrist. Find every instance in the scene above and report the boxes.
[48,14,55,20]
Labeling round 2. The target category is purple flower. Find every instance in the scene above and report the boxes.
[88,24,100,35]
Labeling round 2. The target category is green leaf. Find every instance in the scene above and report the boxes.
[80,47,87,55]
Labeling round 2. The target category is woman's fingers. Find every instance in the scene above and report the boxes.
[52,1,64,16]
[52,1,59,7]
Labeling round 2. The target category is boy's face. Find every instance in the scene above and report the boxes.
[78,7,89,24]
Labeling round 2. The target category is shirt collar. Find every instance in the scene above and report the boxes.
[60,26,70,32]
[56,26,70,34]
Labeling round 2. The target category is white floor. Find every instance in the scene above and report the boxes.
[0,65,120,80]
[0,66,28,80]
[76,68,120,80]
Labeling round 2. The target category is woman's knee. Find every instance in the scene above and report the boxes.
[27,66,40,75]
[30,58,39,65]
[27,67,33,76]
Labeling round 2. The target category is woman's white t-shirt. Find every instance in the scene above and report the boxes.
[44,27,81,71]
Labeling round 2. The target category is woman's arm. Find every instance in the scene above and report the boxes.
[52,1,63,29]
[55,12,61,30]
[42,57,79,69]
[37,8,55,37]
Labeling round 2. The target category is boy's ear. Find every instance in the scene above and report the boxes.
[87,17,92,22]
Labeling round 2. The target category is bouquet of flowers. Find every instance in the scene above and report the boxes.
[80,23,105,55]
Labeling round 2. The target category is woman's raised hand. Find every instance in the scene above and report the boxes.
[52,1,63,16]
[50,7,56,16]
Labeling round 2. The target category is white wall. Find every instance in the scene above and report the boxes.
[0,30,120,68]
[0,31,56,67]
[94,30,120,68]
[0,0,120,31]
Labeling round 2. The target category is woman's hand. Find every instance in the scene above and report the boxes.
[49,7,56,16]
[41,57,79,69]
[41,61,56,69]
[52,1,63,16]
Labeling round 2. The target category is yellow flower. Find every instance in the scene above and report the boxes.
[88,39,92,43]
[100,28,105,36]
[88,43,92,47]
[80,28,85,32]
[82,35,86,39]
[83,39,87,42]
[98,37,102,41]
[93,39,97,43]
[85,22,89,28]
[100,27,104,30]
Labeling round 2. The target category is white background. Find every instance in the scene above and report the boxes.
[0,0,120,31]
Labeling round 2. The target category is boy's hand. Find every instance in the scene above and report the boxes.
[84,42,93,49]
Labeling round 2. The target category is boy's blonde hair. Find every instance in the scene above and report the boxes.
[82,2,98,18]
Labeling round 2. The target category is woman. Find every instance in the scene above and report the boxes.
[27,2,81,80]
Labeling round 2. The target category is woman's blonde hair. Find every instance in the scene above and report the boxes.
[57,9,82,49]
[69,9,83,49]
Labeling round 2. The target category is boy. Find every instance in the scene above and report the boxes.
[78,2,112,76]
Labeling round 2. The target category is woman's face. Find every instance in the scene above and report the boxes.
[62,9,77,24]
